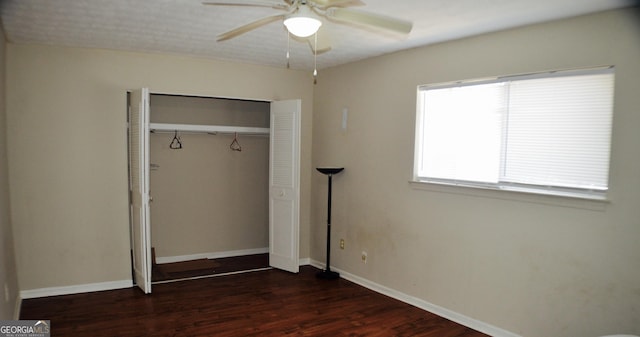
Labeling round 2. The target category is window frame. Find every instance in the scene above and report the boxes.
[413,66,614,201]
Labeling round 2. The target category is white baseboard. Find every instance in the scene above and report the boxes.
[155,247,269,264]
[298,257,310,266]
[309,260,324,270]
[309,259,520,337]
[20,280,133,299]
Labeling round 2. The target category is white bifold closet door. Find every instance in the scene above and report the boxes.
[269,99,301,273]
[129,88,152,294]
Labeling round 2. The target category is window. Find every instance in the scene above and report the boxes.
[414,67,614,199]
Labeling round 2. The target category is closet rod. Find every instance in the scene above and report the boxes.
[149,123,269,135]
[150,130,269,137]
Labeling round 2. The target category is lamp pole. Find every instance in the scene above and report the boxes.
[316,167,344,279]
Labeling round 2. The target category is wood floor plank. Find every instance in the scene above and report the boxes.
[20,266,488,336]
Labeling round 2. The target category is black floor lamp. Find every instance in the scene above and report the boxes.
[316,167,344,280]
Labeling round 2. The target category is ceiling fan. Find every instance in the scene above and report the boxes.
[203,0,413,54]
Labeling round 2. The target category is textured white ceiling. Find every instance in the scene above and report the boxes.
[0,0,635,70]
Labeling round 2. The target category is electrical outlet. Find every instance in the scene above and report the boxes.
[361,251,367,264]
[339,239,345,249]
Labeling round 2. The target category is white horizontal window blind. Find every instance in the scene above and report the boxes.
[414,67,614,199]
[503,73,614,190]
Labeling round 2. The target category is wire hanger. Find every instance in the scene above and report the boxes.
[230,132,242,152]
[169,130,182,149]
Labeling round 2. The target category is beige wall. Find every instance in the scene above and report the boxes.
[6,45,314,291]
[149,95,270,258]
[313,8,640,337]
[0,20,19,319]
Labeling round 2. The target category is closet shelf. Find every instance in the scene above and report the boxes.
[150,123,269,135]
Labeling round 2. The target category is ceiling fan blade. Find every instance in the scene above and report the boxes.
[202,0,289,10]
[217,14,286,41]
[326,8,412,35]
[311,0,365,9]
[306,28,332,54]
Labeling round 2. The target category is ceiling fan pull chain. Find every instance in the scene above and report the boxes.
[286,31,291,69]
[313,31,318,84]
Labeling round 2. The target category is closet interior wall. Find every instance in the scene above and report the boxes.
[149,94,270,261]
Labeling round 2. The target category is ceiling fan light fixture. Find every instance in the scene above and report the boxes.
[284,5,322,38]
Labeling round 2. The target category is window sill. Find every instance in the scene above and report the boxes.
[409,180,610,211]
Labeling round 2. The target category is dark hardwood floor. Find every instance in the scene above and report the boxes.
[20,266,488,337]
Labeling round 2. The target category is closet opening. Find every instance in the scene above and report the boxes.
[151,93,271,283]
[128,89,301,293]
[149,94,271,283]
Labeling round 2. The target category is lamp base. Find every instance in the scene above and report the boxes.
[316,270,340,280]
